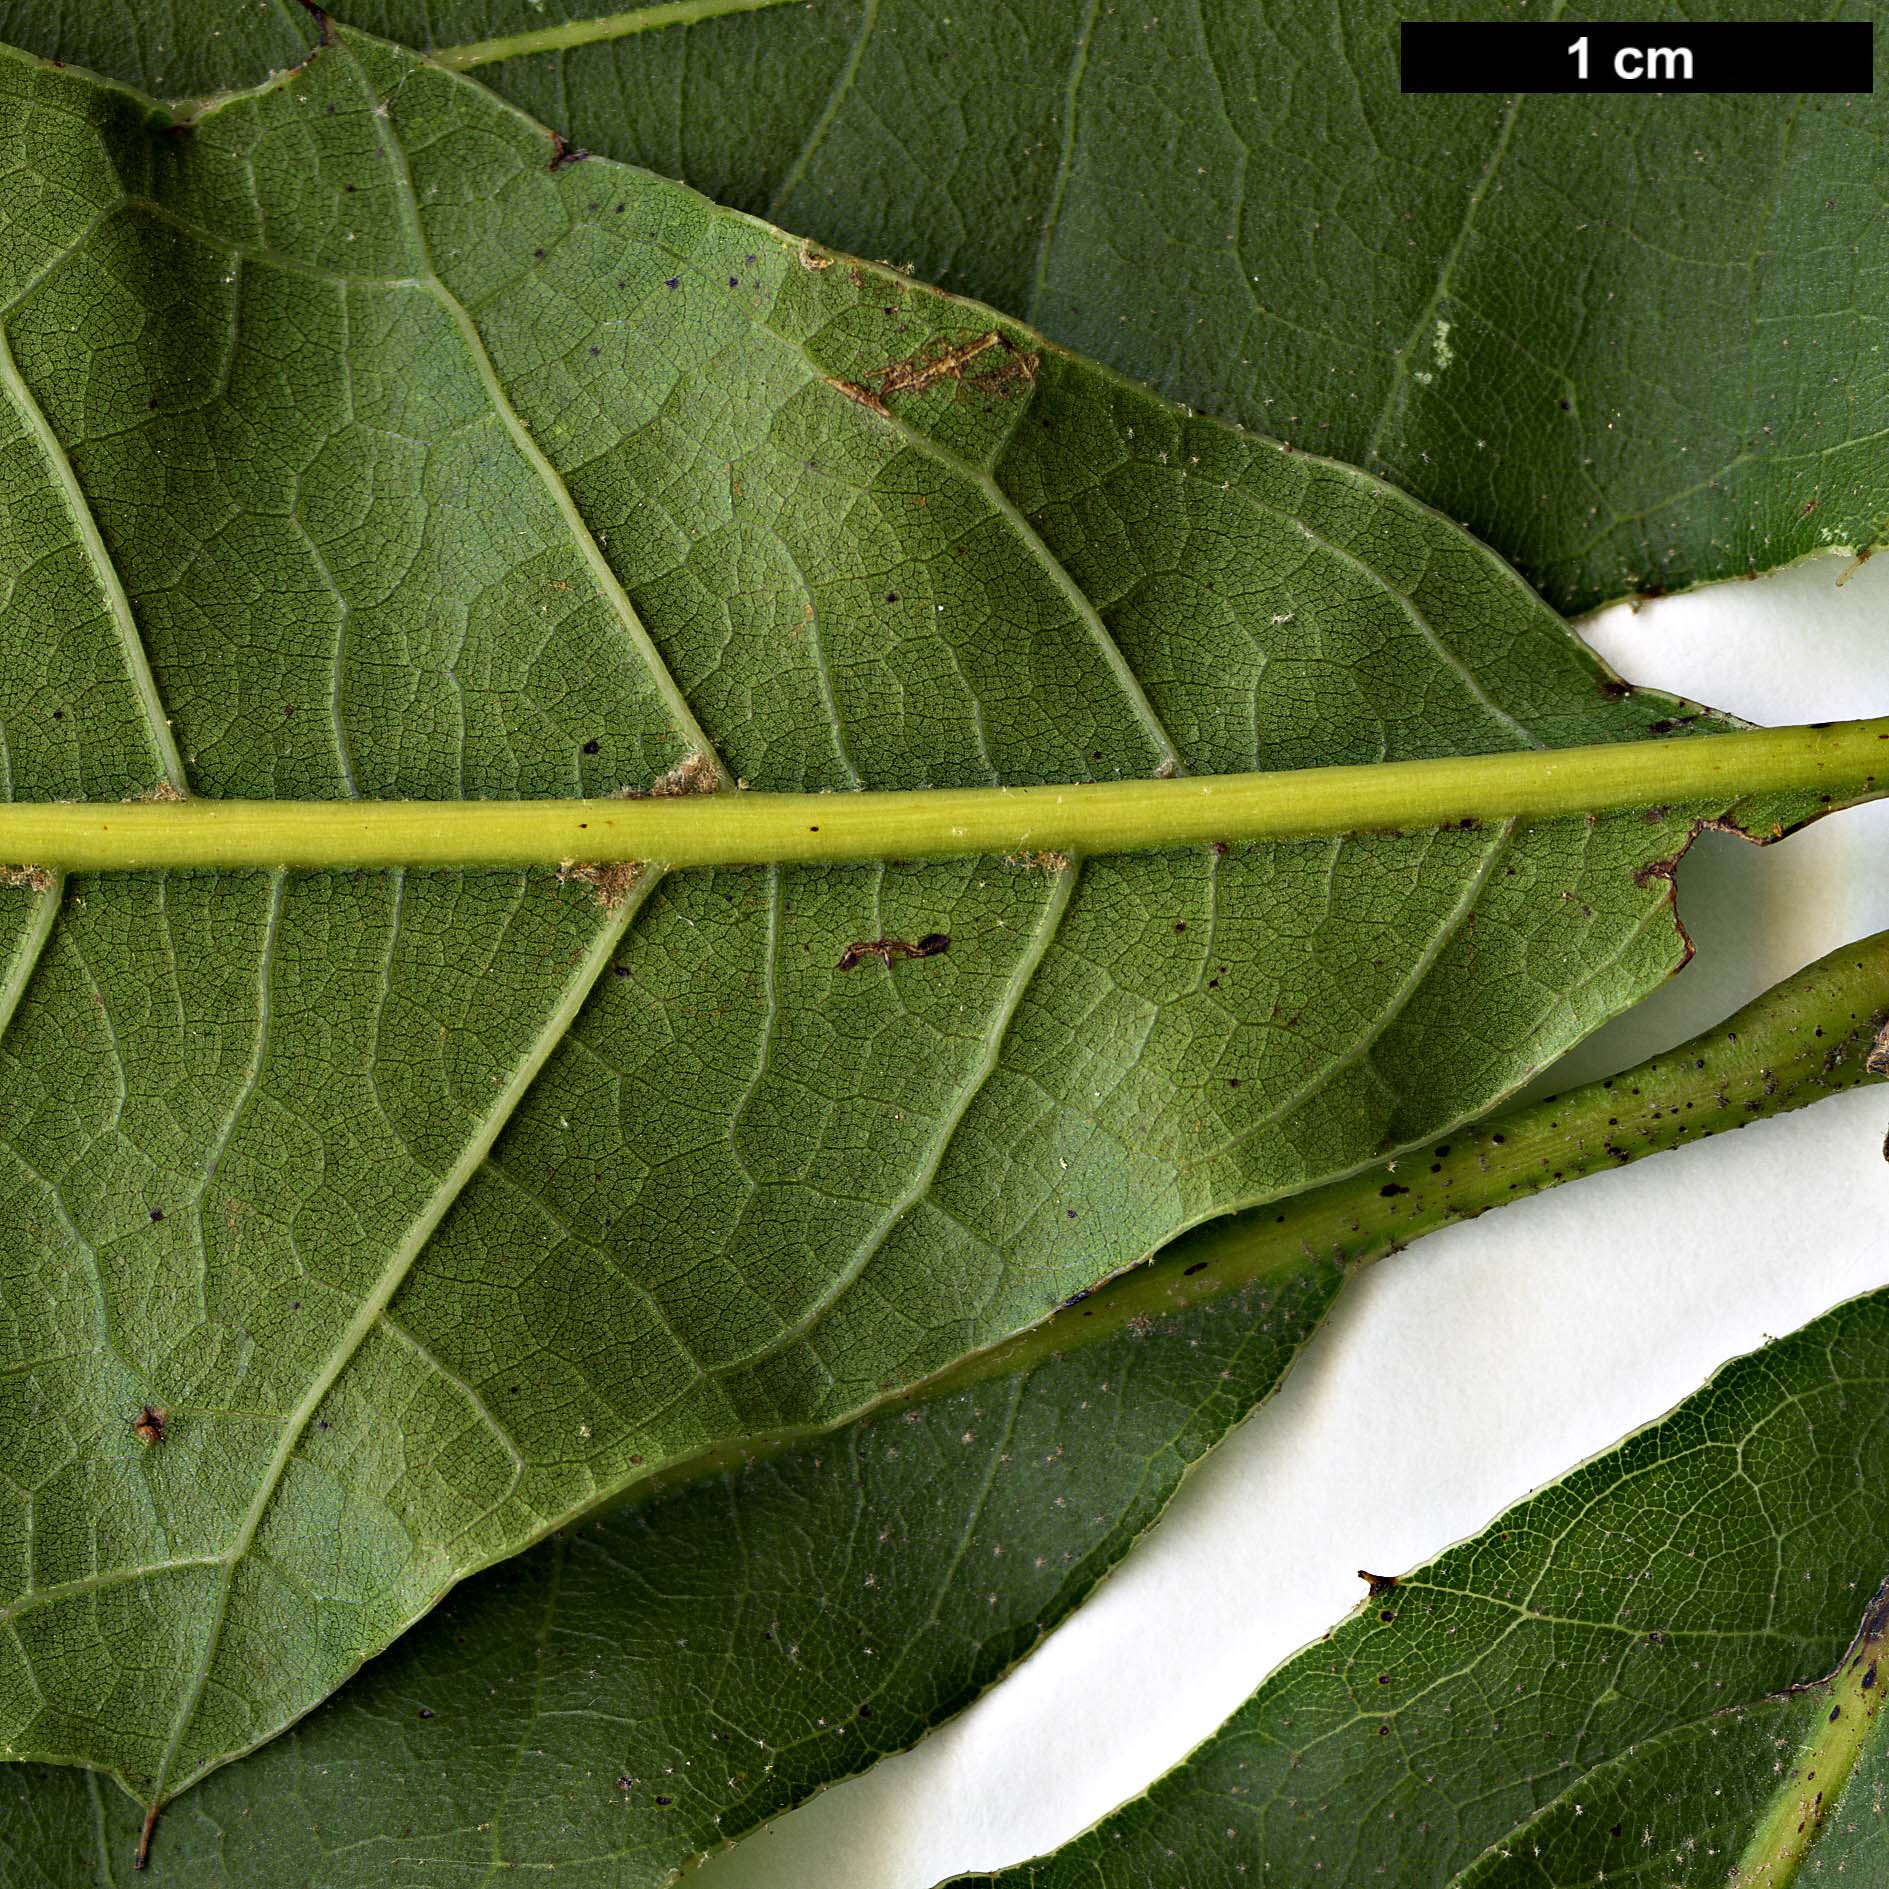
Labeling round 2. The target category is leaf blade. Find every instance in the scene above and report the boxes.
[0,21,1811,1803]
[946,1238,1889,1880]
[5,919,1885,1885]
[329,0,1889,613]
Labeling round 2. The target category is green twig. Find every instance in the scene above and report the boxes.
[626,928,1889,1501]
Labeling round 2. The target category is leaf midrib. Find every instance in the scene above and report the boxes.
[1435,1626,1871,1888]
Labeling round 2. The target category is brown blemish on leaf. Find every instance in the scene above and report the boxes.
[829,330,1038,418]
[612,751,721,800]
[880,331,1024,397]
[558,859,641,910]
[127,781,185,804]
[1007,850,1070,873]
[836,933,950,973]
[652,752,720,798]
[1866,1021,1889,1079]
[828,376,891,418]
[559,755,716,905]
[1358,1569,1400,1598]
[1632,844,1690,891]
[132,1403,167,1447]
[0,865,51,893]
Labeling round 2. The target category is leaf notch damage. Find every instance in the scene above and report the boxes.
[1627,770,1879,976]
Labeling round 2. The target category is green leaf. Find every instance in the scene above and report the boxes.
[8,0,1875,612]
[6,926,1883,1885]
[944,1184,1889,1882]
[0,11,1837,1817]
[0,1235,1342,1886]
[401,0,1889,614]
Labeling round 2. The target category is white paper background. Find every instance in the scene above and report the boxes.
[699,551,1889,1888]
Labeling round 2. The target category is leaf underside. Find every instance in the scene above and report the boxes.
[0,1241,1345,1887]
[1,0,1880,613]
[0,19,1795,1811]
[8,925,1884,1885]
[948,1285,1889,1888]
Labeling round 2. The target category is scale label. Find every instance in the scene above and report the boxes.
[1400,21,1873,95]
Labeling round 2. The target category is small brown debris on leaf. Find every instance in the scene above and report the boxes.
[558,859,641,910]
[836,933,951,973]
[878,331,1015,397]
[1006,851,1070,873]
[1867,1019,1889,1080]
[1358,1568,1400,1598]
[568,754,718,906]
[133,1404,167,1447]
[0,865,52,893]
[651,751,720,797]
[830,330,1037,419]
[828,375,891,418]
[612,751,720,799]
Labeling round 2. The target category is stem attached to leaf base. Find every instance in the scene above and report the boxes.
[625,929,1889,1504]
[4,717,1888,873]
[1004,926,1889,1373]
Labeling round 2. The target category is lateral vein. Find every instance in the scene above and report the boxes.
[357,47,735,790]
[725,860,1080,1372]
[432,0,808,71]
[145,870,661,1805]
[0,327,188,792]
[0,870,61,1055]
